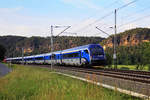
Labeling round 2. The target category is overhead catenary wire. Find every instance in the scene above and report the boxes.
[118,13,150,29]
[62,0,121,37]
[116,0,139,11]
[104,13,150,35]
[69,0,119,31]
[72,0,120,28]
[104,3,150,34]
[95,0,143,37]
[122,5,150,19]
[94,0,150,38]
[75,11,114,33]
[74,0,139,34]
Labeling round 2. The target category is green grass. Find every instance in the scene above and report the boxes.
[114,65,137,70]
[106,65,150,71]
[0,64,142,100]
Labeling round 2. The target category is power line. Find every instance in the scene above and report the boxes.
[103,13,150,35]
[74,0,139,34]
[70,0,120,34]
[118,13,150,28]
[116,0,139,11]
[123,5,150,19]
[75,11,114,33]
[96,0,141,37]
[73,0,120,27]
[104,3,150,33]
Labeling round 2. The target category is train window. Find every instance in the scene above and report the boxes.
[90,46,103,56]
[29,58,33,60]
[49,56,51,60]
[84,50,89,54]
[35,57,43,60]
[63,52,79,58]
[73,53,79,57]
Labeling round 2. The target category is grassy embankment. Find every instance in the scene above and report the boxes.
[0,64,142,100]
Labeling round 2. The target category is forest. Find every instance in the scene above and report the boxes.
[0,36,104,57]
[105,42,150,70]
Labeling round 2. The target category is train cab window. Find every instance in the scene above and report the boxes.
[84,50,89,54]
[90,46,103,56]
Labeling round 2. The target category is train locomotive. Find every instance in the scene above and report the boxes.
[6,44,106,66]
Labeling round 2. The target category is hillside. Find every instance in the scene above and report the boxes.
[0,36,104,57]
[103,28,150,67]
[1,28,150,59]
[102,28,150,47]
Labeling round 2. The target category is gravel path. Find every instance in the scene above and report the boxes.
[0,63,11,77]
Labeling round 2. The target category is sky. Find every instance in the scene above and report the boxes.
[0,0,150,37]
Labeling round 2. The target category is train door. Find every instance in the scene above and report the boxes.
[60,52,62,64]
[79,51,81,65]
[82,49,90,64]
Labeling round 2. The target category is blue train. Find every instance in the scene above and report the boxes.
[6,44,106,66]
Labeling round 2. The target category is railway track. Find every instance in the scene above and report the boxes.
[53,66,150,84]
[105,69,150,76]
[28,64,150,84]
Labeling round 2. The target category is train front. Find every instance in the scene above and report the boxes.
[89,44,106,65]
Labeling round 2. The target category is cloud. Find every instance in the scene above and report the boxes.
[0,7,46,37]
[0,7,77,37]
[122,0,133,4]
[0,7,23,13]
[61,0,101,10]
[0,1,149,38]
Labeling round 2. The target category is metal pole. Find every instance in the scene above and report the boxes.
[113,9,117,69]
[51,25,53,70]
[22,47,24,65]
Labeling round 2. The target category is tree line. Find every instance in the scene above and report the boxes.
[0,44,6,61]
[0,36,104,58]
[105,42,150,70]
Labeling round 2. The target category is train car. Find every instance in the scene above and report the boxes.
[2,59,6,63]
[44,53,52,64]
[16,57,22,64]
[51,51,62,65]
[6,44,106,66]
[11,58,18,64]
[34,54,45,64]
[5,58,12,63]
[25,56,35,64]
[61,44,105,66]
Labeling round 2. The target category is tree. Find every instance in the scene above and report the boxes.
[105,47,113,68]
[105,53,113,68]
[0,44,6,61]
[134,42,150,70]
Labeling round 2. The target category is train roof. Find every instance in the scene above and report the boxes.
[62,44,101,53]
[24,55,35,59]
